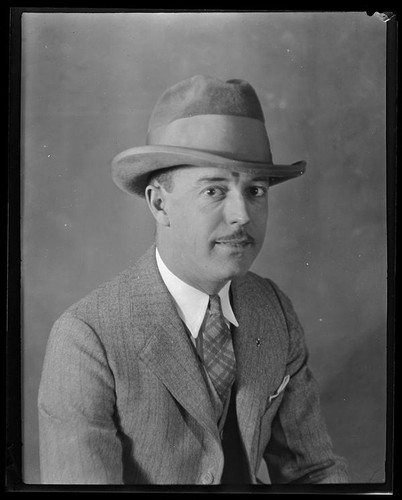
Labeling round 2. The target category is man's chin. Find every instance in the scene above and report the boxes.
[216,258,254,281]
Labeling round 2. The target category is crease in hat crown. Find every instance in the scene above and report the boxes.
[146,75,266,134]
[111,75,306,196]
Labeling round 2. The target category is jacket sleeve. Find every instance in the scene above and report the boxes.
[38,313,123,484]
[262,281,350,484]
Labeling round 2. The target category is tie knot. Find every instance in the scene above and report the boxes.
[209,295,223,316]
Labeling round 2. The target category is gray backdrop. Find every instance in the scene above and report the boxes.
[21,12,388,484]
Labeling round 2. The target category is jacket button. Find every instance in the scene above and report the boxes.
[201,472,214,484]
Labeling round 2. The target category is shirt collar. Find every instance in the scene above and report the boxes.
[155,248,239,338]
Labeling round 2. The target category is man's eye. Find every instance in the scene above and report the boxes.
[248,186,268,197]
[204,187,225,197]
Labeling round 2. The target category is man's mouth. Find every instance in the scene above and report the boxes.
[215,235,254,247]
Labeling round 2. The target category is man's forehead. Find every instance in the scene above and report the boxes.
[174,165,270,183]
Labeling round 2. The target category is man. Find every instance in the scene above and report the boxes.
[38,75,349,485]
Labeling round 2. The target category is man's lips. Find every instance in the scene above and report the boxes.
[215,236,254,246]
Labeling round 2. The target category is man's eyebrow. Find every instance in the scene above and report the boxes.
[195,175,271,185]
[251,176,270,183]
[195,176,230,185]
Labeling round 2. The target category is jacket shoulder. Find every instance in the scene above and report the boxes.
[240,270,285,300]
[50,248,159,349]
[64,263,139,319]
[238,271,300,332]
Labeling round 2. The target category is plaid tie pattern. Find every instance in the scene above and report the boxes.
[202,295,236,401]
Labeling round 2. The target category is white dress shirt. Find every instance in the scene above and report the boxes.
[155,248,239,340]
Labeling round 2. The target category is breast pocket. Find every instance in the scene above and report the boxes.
[263,374,290,415]
[257,374,291,461]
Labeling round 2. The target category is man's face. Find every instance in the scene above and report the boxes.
[155,166,269,294]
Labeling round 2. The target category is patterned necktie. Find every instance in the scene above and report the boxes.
[202,295,236,401]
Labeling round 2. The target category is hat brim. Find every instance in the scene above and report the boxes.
[111,145,306,196]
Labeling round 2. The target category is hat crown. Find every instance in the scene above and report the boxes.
[148,75,265,132]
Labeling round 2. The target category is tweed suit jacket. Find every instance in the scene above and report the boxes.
[38,245,349,485]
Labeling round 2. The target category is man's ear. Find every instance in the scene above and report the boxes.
[145,184,170,226]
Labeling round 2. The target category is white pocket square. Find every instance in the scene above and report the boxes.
[269,374,290,403]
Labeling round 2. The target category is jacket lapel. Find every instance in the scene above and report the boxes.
[230,275,288,474]
[132,246,219,441]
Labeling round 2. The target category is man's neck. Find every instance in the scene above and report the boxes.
[155,247,239,337]
[156,245,229,296]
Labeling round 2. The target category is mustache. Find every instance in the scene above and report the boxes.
[215,230,255,244]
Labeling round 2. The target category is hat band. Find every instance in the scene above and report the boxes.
[146,114,273,163]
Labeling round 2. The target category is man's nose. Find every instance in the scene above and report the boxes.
[224,192,251,226]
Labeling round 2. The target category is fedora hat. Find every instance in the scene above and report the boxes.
[112,75,306,196]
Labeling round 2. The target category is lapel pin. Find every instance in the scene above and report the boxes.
[255,338,262,347]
